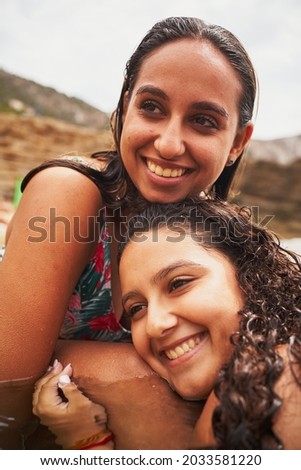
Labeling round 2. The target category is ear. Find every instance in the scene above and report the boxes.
[122,91,130,123]
[229,122,254,161]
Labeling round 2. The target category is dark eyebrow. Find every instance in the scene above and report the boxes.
[135,85,168,101]
[121,260,201,307]
[152,260,202,284]
[191,101,229,119]
[135,86,228,120]
[122,290,142,308]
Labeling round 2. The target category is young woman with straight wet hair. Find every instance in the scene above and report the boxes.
[1,16,256,448]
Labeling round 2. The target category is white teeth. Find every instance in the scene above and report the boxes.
[175,346,184,356]
[154,165,163,176]
[162,168,172,177]
[182,343,190,352]
[169,350,178,359]
[147,160,185,178]
[165,336,202,360]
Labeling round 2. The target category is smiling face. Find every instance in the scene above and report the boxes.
[120,227,245,400]
[120,38,252,203]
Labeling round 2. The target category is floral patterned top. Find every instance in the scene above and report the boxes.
[60,219,131,342]
[0,220,131,343]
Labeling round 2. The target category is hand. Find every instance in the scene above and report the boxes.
[33,360,111,449]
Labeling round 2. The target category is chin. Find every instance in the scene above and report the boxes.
[172,384,206,402]
[137,188,188,204]
[182,396,204,402]
[180,392,206,401]
[142,193,187,204]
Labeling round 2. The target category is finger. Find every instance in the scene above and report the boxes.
[58,379,106,417]
[33,360,64,407]
[33,364,72,413]
[57,380,90,405]
[59,382,107,422]
[59,384,108,428]
[34,360,63,392]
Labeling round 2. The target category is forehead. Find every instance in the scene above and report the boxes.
[134,38,242,100]
[120,227,232,279]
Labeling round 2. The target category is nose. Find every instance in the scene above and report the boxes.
[146,301,178,338]
[154,118,185,159]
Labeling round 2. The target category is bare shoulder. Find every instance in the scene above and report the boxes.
[23,164,103,204]
[6,164,104,247]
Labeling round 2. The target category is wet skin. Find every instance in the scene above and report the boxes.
[120,228,244,400]
[120,38,253,203]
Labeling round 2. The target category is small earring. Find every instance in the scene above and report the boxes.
[226,158,235,166]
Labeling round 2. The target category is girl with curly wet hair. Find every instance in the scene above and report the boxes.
[1,15,256,383]
[34,198,301,449]
[1,15,258,450]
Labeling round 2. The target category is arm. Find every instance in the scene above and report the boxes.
[30,341,203,450]
[0,166,103,381]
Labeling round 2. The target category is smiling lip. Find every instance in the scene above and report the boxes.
[145,158,190,179]
[160,332,208,365]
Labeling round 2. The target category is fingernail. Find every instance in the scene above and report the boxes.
[53,359,59,368]
[58,374,71,388]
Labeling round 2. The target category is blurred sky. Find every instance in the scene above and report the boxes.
[1,0,301,140]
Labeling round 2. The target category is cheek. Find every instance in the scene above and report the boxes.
[131,323,148,357]
[194,139,230,168]
[121,115,155,148]
[199,154,227,174]
[211,312,240,355]
[120,128,140,164]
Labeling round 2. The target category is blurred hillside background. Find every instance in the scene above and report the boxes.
[0,69,300,246]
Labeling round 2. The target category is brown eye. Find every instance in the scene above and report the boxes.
[140,100,162,114]
[169,278,189,292]
[192,115,217,128]
[128,304,146,318]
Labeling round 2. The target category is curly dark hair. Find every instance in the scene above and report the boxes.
[118,197,301,449]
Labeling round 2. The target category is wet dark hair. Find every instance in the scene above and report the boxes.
[119,197,301,449]
[112,16,257,200]
[22,17,256,205]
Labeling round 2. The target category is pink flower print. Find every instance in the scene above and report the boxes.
[65,311,76,325]
[66,294,82,324]
[68,293,82,311]
[89,313,121,332]
[104,265,111,283]
[93,243,104,273]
